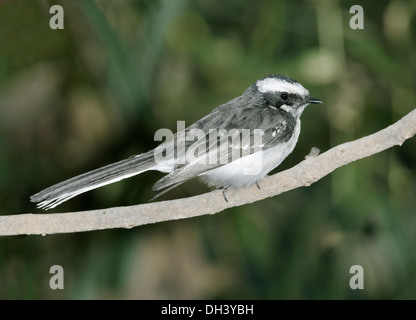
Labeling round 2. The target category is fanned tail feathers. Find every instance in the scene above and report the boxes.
[30,151,156,210]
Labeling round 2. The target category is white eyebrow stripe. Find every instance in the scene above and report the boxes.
[256,78,309,96]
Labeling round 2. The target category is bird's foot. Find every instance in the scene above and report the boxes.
[305,147,320,159]
[222,188,229,202]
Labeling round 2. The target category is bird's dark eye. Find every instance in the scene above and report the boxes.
[281,93,288,100]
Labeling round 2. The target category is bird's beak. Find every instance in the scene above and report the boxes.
[307,96,322,104]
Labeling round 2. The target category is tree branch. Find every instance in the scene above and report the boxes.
[1,108,415,237]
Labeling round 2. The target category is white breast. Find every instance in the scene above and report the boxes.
[199,118,301,189]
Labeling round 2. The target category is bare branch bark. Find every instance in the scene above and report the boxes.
[1,108,415,237]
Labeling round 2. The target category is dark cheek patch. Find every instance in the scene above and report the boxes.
[263,92,279,106]
[263,92,303,108]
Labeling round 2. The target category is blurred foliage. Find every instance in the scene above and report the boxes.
[0,0,415,299]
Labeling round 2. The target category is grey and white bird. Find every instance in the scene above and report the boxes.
[31,74,322,210]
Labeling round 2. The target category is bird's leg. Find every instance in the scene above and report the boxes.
[222,188,229,202]
[255,181,261,190]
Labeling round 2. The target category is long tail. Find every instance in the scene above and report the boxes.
[31,151,157,210]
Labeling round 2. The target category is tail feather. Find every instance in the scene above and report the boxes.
[148,182,184,202]
[31,151,156,210]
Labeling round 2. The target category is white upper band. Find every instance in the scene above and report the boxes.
[256,77,309,96]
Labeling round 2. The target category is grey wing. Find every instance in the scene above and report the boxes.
[151,108,295,198]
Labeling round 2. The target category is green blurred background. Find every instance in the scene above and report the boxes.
[0,0,415,299]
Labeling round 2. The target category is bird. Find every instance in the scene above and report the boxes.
[30,74,322,210]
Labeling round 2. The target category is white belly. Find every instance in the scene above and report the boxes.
[199,119,301,188]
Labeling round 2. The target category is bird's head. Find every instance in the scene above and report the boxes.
[254,74,322,118]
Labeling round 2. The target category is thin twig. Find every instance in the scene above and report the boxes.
[1,108,415,237]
